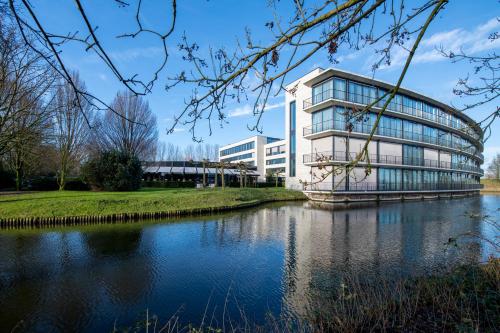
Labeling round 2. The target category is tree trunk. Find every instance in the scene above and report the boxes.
[203,163,206,187]
[58,168,66,191]
[221,165,225,189]
[15,168,22,191]
[214,166,218,187]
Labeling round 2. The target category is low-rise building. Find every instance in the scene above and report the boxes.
[264,139,286,180]
[219,135,283,182]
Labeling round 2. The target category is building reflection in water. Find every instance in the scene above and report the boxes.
[279,198,486,317]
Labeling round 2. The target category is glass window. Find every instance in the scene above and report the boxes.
[312,107,334,133]
[403,120,422,141]
[220,141,255,157]
[378,168,401,191]
[266,158,286,165]
[220,152,253,162]
[379,115,402,138]
[333,78,346,100]
[403,145,424,166]
[423,125,437,144]
[403,170,422,190]
[312,79,333,104]
[333,106,346,130]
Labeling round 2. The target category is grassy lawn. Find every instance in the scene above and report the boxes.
[481,179,500,193]
[0,187,306,220]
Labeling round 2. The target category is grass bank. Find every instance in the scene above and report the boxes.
[481,179,500,193]
[0,187,306,227]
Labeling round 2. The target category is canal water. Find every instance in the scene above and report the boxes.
[0,195,498,332]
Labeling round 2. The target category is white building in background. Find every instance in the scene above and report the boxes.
[264,139,286,178]
[285,68,483,200]
[219,135,283,182]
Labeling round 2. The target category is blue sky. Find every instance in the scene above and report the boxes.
[32,1,499,164]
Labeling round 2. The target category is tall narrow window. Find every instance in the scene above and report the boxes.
[289,101,296,177]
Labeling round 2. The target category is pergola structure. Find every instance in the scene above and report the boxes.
[142,161,260,186]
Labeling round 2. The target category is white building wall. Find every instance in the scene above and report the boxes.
[220,135,284,182]
[311,137,332,153]
[349,167,377,189]
[349,138,377,161]
[379,142,402,157]
[424,148,439,161]
[285,68,324,190]
[440,151,451,163]
[334,136,348,153]
[264,139,286,177]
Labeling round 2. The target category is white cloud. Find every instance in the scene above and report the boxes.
[110,47,165,62]
[371,17,500,70]
[227,101,285,118]
[228,104,253,118]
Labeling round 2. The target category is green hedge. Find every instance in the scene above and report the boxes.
[0,168,15,190]
[64,178,90,191]
[255,182,285,188]
[142,180,196,188]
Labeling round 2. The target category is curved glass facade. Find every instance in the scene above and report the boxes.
[299,73,483,193]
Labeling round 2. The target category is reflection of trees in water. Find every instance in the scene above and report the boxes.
[83,229,143,258]
[82,228,156,304]
[282,198,485,317]
[0,233,94,332]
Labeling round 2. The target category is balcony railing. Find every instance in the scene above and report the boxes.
[305,181,483,192]
[302,88,481,141]
[303,119,482,158]
[302,150,483,174]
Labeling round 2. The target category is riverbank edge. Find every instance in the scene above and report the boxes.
[480,179,500,194]
[0,195,306,228]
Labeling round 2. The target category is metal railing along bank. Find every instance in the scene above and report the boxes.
[302,88,481,141]
[302,150,483,174]
[302,119,482,159]
[305,181,483,192]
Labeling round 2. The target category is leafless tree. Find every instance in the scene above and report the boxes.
[5,96,51,190]
[439,25,499,141]
[5,1,495,190]
[194,144,204,161]
[165,142,176,160]
[487,153,500,180]
[98,90,158,160]
[211,144,220,162]
[183,144,195,161]
[51,72,93,190]
[0,15,54,157]
[156,141,167,161]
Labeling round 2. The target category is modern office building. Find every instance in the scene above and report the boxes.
[219,135,284,182]
[285,68,484,201]
[264,139,286,179]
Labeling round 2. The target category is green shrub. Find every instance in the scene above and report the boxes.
[255,181,284,188]
[0,166,15,190]
[82,150,142,191]
[28,176,58,191]
[64,178,90,191]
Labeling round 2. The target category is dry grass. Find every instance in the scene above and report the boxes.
[117,259,500,332]
[481,179,500,193]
